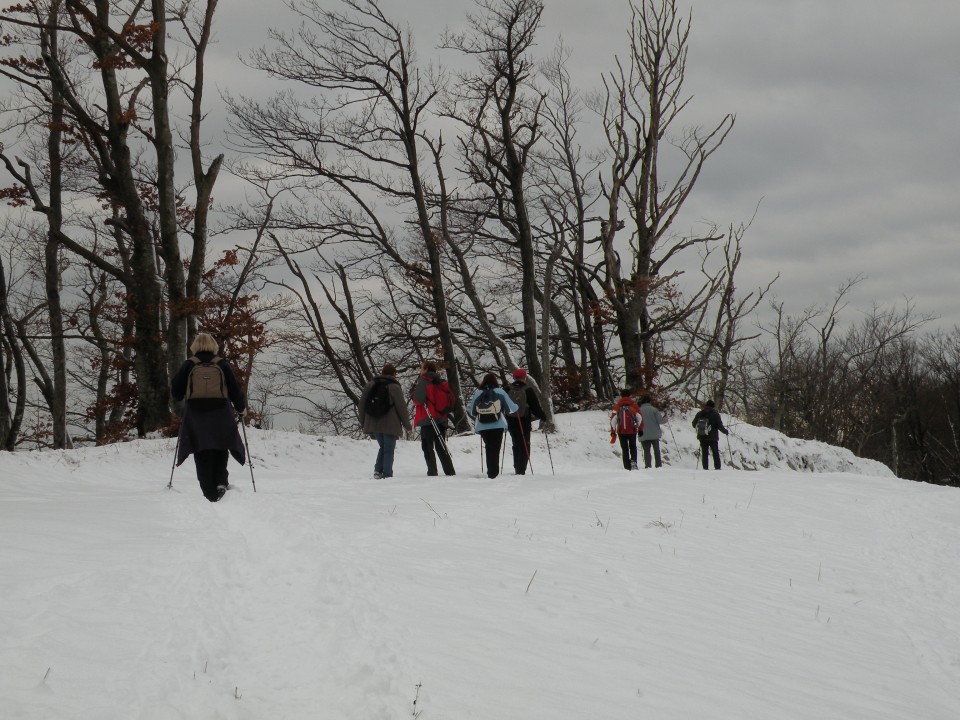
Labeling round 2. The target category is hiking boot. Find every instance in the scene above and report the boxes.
[373,471,383,479]
[216,484,228,500]
[630,462,638,471]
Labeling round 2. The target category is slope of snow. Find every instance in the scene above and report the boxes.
[1,412,957,720]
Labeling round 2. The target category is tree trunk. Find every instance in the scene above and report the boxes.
[44,8,70,448]
[0,255,27,450]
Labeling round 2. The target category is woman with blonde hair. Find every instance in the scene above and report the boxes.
[170,333,247,501]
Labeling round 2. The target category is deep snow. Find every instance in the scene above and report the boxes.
[1,412,958,719]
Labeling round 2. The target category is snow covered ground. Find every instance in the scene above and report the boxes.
[1,411,958,719]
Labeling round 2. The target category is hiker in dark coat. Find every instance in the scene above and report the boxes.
[358,363,412,479]
[410,360,456,476]
[505,368,544,475]
[691,399,729,470]
[170,333,246,501]
[638,396,664,469]
[468,373,519,479]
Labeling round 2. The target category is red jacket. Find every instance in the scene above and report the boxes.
[411,372,455,427]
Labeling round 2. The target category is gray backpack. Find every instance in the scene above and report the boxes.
[695,416,712,437]
[507,383,528,418]
[186,356,228,400]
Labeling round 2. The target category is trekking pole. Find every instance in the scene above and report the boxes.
[237,411,256,492]
[426,407,453,472]
[517,419,533,475]
[725,431,735,470]
[665,422,679,466]
[543,425,555,475]
[480,435,485,474]
[167,420,184,489]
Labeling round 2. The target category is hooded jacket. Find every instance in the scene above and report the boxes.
[358,375,413,437]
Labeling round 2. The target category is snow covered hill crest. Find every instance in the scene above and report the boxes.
[5,411,958,720]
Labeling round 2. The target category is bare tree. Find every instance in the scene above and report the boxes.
[229,0,477,425]
[443,0,547,387]
[534,44,614,410]
[684,217,777,410]
[749,276,931,453]
[0,0,223,436]
[0,248,28,449]
[592,0,734,391]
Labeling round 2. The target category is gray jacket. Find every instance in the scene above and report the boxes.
[639,402,664,441]
[358,376,412,437]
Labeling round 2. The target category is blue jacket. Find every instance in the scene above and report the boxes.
[468,387,519,432]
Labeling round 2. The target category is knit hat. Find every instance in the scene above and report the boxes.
[513,368,527,380]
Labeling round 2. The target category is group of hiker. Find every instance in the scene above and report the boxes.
[357,361,545,480]
[610,392,730,471]
[169,333,733,501]
[353,358,733,481]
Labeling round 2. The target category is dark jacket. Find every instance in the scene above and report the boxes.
[691,407,728,442]
[358,376,412,437]
[506,380,545,423]
[171,351,246,466]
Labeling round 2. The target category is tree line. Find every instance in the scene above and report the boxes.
[0,0,956,486]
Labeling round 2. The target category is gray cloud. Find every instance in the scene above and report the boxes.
[214,0,959,328]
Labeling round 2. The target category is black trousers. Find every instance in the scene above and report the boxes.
[193,449,229,501]
[507,417,533,474]
[421,422,455,475]
[480,428,505,478]
[618,433,638,469]
[699,438,721,469]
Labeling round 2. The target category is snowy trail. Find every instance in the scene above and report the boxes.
[2,415,959,719]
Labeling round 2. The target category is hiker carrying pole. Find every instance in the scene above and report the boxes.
[467,373,518,479]
[506,368,545,476]
[410,360,456,476]
[691,399,730,471]
[168,333,249,502]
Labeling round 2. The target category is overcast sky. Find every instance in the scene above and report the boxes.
[215,0,960,331]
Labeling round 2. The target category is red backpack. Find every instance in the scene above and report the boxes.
[612,405,642,435]
[426,378,454,420]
